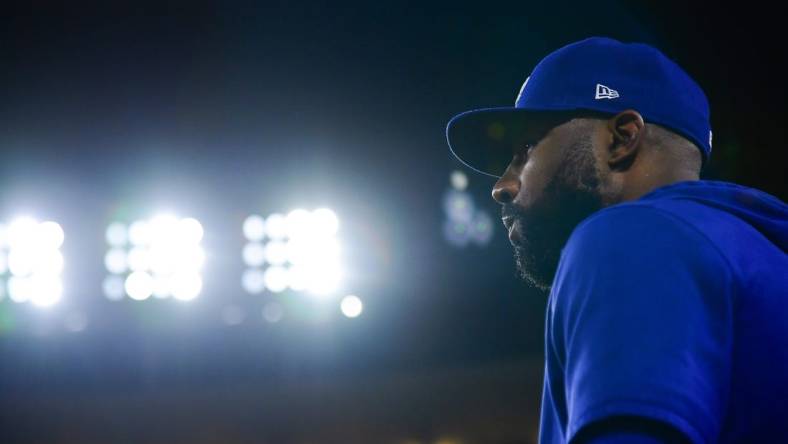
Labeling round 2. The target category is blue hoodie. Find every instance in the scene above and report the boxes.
[538,180,788,444]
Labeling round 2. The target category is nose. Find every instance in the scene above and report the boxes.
[492,173,520,204]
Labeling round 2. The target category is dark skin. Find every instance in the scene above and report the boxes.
[490,109,701,442]
[492,109,701,291]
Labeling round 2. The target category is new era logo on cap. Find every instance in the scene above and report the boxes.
[595,83,619,100]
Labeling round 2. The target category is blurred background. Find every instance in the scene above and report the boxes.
[0,2,785,443]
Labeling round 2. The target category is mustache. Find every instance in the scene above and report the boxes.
[501,203,527,221]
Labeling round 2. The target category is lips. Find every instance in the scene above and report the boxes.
[502,216,521,245]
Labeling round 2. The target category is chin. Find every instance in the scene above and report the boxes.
[514,246,556,293]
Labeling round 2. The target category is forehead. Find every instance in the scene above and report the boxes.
[519,110,589,143]
[486,111,609,177]
[523,114,582,150]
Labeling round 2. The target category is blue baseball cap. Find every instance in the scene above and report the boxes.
[446,37,712,178]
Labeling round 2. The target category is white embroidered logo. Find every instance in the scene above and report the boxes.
[709,130,713,151]
[595,84,620,100]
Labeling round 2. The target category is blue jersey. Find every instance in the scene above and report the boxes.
[538,180,788,443]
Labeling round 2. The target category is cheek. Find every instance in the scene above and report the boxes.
[516,150,563,207]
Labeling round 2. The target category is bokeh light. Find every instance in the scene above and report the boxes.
[443,219,471,247]
[106,215,204,301]
[105,222,128,247]
[450,170,469,191]
[241,268,266,294]
[104,248,128,274]
[264,213,287,239]
[340,295,363,318]
[0,217,65,308]
[262,302,284,323]
[242,242,266,267]
[442,172,495,248]
[125,271,153,301]
[170,273,202,301]
[312,208,339,236]
[242,215,266,241]
[469,211,494,246]
[242,208,343,297]
[102,275,125,301]
[263,266,288,293]
[443,189,475,223]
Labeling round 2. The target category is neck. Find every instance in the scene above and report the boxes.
[618,159,699,202]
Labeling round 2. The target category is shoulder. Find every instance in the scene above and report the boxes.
[563,201,729,264]
[552,202,734,304]
[551,202,737,444]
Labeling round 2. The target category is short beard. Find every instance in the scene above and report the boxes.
[513,134,604,292]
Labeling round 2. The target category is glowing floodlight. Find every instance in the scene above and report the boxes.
[341,295,363,318]
[242,207,344,297]
[106,222,128,247]
[106,214,204,301]
[265,213,287,239]
[1,217,65,308]
[243,215,266,242]
[125,271,153,301]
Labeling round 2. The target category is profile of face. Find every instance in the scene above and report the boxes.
[492,114,608,292]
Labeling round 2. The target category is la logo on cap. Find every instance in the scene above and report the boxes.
[595,83,619,100]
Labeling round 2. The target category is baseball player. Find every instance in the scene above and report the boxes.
[446,37,788,443]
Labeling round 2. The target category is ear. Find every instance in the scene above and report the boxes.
[606,110,646,170]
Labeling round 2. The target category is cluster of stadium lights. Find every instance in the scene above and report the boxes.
[240,208,362,320]
[0,208,363,321]
[241,208,342,296]
[103,215,205,301]
[442,170,494,247]
[0,218,65,307]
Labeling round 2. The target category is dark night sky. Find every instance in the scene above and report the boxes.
[0,0,785,425]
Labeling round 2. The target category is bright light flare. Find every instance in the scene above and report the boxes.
[106,214,205,301]
[340,295,363,318]
[178,217,204,244]
[243,215,266,241]
[285,209,312,239]
[450,170,469,191]
[263,266,289,293]
[104,248,128,274]
[106,222,128,247]
[38,221,65,249]
[241,268,265,294]
[312,208,339,236]
[242,242,266,267]
[265,213,287,239]
[102,275,125,301]
[125,271,153,301]
[443,190,475,223]
[243,207,344,297]
[170,273,202,301]
[1,217,65,308]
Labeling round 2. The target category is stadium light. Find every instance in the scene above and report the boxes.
[450,170,469,191]
[241,208,343,297]
[340,295,363,318]
[0,217,65,308]
[104,214,204,301]
[442,172,495,248]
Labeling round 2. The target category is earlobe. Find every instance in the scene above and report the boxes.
[606,110,645,170]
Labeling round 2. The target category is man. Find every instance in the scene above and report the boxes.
[446,37,788,443]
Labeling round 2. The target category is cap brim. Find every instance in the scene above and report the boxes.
[446,107,574,178]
